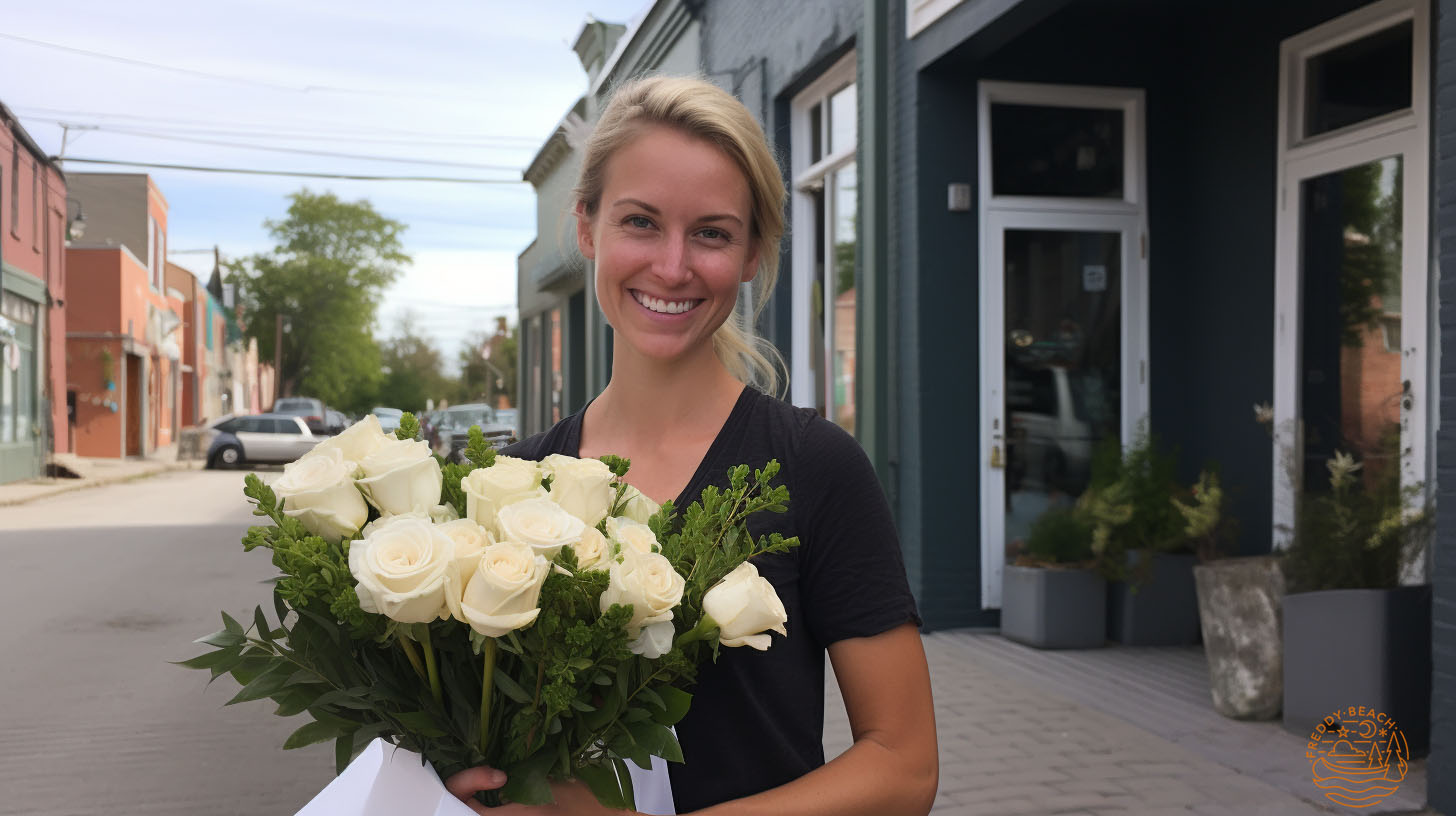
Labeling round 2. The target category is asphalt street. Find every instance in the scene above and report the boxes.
[0,469,336,816]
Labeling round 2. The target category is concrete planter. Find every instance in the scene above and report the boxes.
[1107,551,1201,646]
[1001,564,1106,649]
[1282,586,1431,756]
[1194,556,1285,719]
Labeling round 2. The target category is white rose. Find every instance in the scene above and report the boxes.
[348,517,452,623]
[358,505,459,538]
[273,448,368,541]
[436,518,494,598]
[600,550,684,637]
[449,540,550,637]
[496,496,586,560]
[541,455,615,527]
[702,562,788,650]
[307,414,391,471]
[606,516,660,558]
[462,456,546,535]
[356,437,443,516]
[618,485,661,525]
[572,526,610,571]
[629,620,676,659]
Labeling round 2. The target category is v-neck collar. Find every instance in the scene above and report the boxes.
[563,384,756,509]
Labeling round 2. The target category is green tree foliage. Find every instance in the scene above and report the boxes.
[227,189,409,413]
[455,324,518,407]
[377,313,454,413]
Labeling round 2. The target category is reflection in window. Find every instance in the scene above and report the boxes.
[1299,156,1403,489]
[991,103,1124,198]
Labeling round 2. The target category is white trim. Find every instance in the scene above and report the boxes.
[907,0,1022,40]
[790,51,857,413]
[1271,0,1429,563]
[976,81,1149,609]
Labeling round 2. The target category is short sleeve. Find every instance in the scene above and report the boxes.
[793,417,921,646]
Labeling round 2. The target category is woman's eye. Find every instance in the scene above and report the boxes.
[698,228,728,242]
[625,215,653,229]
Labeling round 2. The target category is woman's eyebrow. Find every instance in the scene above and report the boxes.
[611,197,744,227]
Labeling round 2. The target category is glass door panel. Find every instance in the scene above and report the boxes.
[1298,156,1403,491]
[1002,230,1123,561]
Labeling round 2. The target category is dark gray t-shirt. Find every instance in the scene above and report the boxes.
[503,386,920,811]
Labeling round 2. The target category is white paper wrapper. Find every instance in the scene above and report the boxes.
[295,739,476,816]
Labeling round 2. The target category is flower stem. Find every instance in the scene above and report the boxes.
[674,615,718,647]
[419,626,443,706]
[479,638,498,758]
[398,635,428,682]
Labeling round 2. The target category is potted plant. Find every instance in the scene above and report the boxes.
[1080,428,1201,646]
[1000,505,1105,649]
[1184,470,1286,720]
[1281,445,1432,754]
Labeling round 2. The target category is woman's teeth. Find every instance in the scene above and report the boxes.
[634,292,698,315]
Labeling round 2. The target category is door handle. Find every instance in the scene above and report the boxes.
[990,433,1005,469]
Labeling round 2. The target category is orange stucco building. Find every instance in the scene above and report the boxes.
[65,174,184,458]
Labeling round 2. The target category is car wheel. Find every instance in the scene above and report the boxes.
[212,445,243,469]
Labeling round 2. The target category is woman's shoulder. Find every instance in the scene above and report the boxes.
[739,389,864,468]
[500,411,581,462]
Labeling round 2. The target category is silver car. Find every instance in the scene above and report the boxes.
[206,413,320,468]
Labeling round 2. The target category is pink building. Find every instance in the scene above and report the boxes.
[0,102,67,483]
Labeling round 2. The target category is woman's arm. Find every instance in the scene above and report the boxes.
[692,622,938,816]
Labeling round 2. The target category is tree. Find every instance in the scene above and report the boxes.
[226,189,409,413]
[377,312,453,412]
[456,319,518,407]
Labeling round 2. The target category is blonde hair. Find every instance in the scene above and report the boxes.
[575,75,787,395]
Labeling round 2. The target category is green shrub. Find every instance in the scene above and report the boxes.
[1021,506,1095,566]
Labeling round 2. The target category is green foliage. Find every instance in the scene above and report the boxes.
[1172,470,1234,563]
[1284,450,1429,593]
[225,189,408,413]
[455,323,518,407]
[1020,507,1094,566]
[1077,427,1186,583]
[395,412,421,441]
[377,314,455,413]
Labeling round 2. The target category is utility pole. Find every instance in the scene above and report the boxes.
[274,313,283,405]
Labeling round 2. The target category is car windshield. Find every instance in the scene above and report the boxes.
[275,398,315,411]
[444,409,494,429]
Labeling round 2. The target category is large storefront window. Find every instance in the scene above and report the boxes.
[0,292,39,445]
[791,52,858,433]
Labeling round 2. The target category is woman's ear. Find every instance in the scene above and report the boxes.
[741,238,761,284]
[575,201,596,260]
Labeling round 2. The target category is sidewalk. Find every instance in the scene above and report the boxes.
[0,443,203,507]
[824,631,1433,816]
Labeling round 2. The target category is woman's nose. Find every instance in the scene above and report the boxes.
[652,233,691,286]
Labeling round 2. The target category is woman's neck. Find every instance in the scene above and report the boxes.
[585,341,744,449]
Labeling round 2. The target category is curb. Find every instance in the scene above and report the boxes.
[0,459,204,508]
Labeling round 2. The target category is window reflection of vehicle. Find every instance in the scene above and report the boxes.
[1006,363,1104,495]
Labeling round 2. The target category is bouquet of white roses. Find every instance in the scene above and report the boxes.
[181,412,797,810]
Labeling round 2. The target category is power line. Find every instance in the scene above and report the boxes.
[0,31,495,102]
[57,156,524,184]
[14,105,547,144]
[63,124,525,171]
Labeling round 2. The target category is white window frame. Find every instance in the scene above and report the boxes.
[146,214,158,290]
[1270,0,1430,568]
[789,51,857,418]
[976,80,1150,609]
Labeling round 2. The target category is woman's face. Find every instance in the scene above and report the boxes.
[578,124,759,367]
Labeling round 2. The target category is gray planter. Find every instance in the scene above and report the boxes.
[1001,564,1106,649]
[1283,585,1431,756]
[1107,551,1200,646]
[1194,556,1285,719]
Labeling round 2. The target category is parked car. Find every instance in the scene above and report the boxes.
[205,413,320,468]
[325,409,351,435]
[432,403,517,462]
[371,406,404,433]
[494,408,520,436]
[273,396,329,435]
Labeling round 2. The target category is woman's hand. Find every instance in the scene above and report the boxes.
[444,771,636,816]
[443,766,506,815]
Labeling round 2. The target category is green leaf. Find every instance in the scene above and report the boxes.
[285,719,349,750]
[226,663,292,705]
[172,648,239,670]
[335,734,355,775]
[223,610,244,633]
[613,757,636,812]
[195,627,244,648]
[651,687,692,726]
[252,606,273,641]
[576,762,629,810]
[395,413,421,441]
[394,711,447,737]
[500,749,555,806]
[635,687,664,712]
[493,668,532,704]
[627,721,683,763]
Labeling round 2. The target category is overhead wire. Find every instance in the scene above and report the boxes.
[57,156,524,184]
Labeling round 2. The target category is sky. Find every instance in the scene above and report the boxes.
[0,0,649,372]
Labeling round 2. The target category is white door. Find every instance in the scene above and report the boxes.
[979,213,1146,608]
[976,81,1149,609]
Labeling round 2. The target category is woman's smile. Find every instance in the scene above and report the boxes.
[630,289,705,316]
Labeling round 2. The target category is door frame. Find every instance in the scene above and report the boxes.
[977,81,1150,609]
[1270,0,1431,566]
